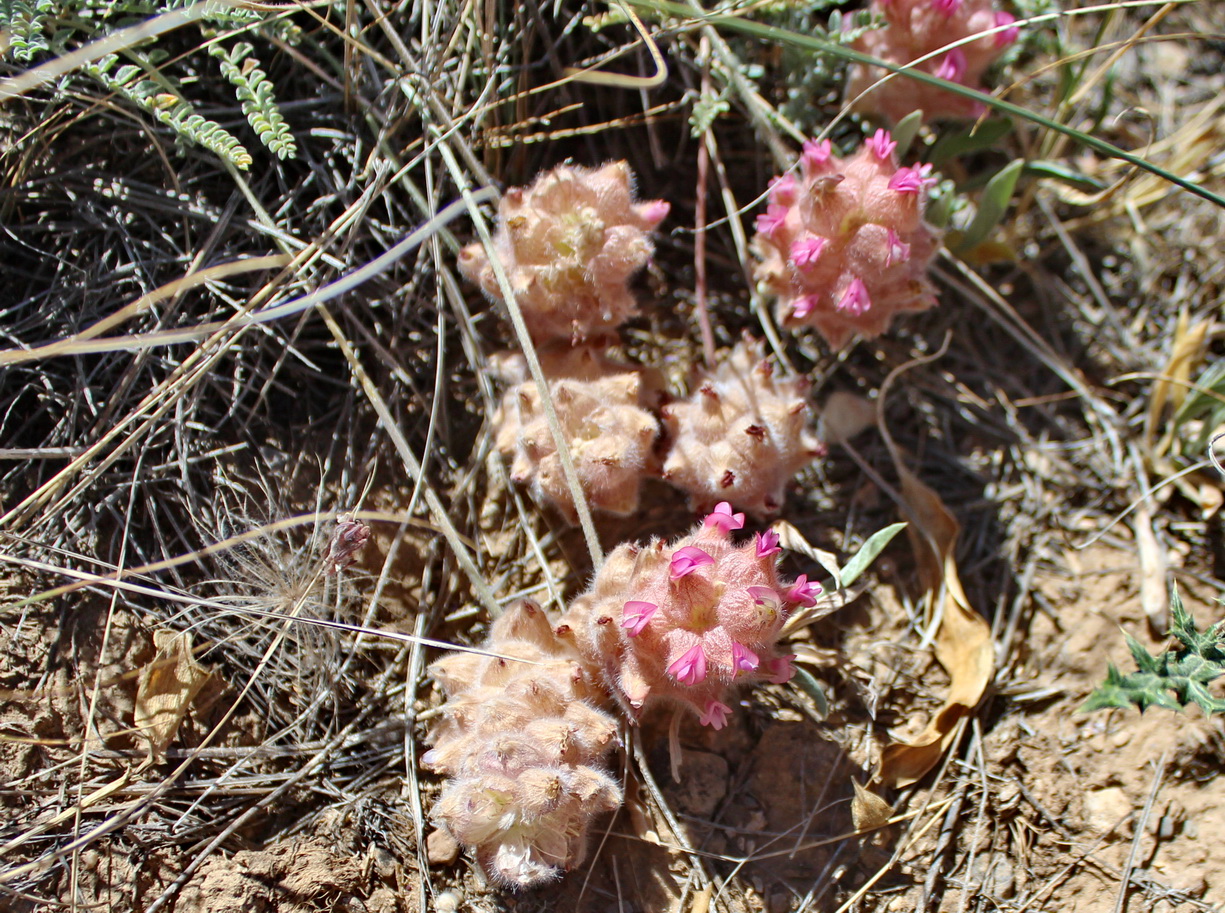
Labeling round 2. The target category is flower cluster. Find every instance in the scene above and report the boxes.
[660,337,824,518]
[847,0,1020,124]
[558,503,817,728]
[490,346,661,523]
[753,130,940,347]
[458,161,669,344]
[423,600,622,888]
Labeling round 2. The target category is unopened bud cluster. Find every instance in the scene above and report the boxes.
[458,161,669,345]
[753,130,940,347]
[491,346,660,523]
[847,0,1020,124]
[423,600,622,888]
[661,337,824,518]
[559,503,818,729]
[465,161,823,521]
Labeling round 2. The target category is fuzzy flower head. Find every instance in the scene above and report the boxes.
[558,510,811,727]
[424,601,622,888]
[847,0,1020,124]
[752,133,940,347]
[660,336,824,517]
[457,161,669,343]
[491,345,661,523]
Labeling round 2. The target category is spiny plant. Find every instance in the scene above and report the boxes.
[660,336,824,518]
[458,161,670,344]
[1083,585,1225,716]
[2,0,298,169]
[558,503,817,729]
[752,129,941,347]
[846,0,1020,124]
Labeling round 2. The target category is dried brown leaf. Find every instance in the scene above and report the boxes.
[873,342,994,789]
[851,780,893,831]
[134,630,212,758]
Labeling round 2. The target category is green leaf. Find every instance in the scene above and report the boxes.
[955,158,1024,252]
[1023,159,1106,191]
[792,666,830,720]
[839,522,906,587]
[927,117,1012,168]
[890,109,923,159]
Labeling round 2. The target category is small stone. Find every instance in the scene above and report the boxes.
[426,827,460,866]
[1083,787,1132,834]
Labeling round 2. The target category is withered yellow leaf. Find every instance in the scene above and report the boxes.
[134,630,211,758]
[1147,311,1209,459]
[876,465,994,788]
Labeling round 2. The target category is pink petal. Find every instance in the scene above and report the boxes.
[765,655,796,684]
[801,138,833,172]
[704,501,746,533]
[836,278,871,316]
[666,643,707,686]
[699,700,732,729]
[755,203,789,239]
[791,295,818,319]
[755,530,781,558]
[932,0,961,15]
[670,546,715,579]
[748,585,783,613]
[790,236,827,269]
[867,128,897,161]
[731,642,760,674]
[935,48,967,83]
[622,601,658,636]
[641,199,671,225]
[994,11,1020,46]
[888,164,934,194]
[769,173,798,205]
[785,574,820,608]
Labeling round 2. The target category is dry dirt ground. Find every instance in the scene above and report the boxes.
[2,1,1225,912]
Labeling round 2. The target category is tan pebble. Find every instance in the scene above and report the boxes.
[426,827,460,865]
[1083,787,1132,833]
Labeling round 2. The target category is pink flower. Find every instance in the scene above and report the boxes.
[769,174,798,205]
[704,501,746,533]
[935,48,967,83]
[885,228,911,266]
[801,138,833,170]
[994,11,1020,46]
[748,585,783,613]
[622,601,658,636]
[670,546,715,579]
[755,529,781,557]
[731,642,760,674]
[888,164,934,194]
[791,295,818,319]
[836,278,871,315]
[667,643,707,685]
[932,0,962,15]
[785,574,820,607]
[765,655,795,684]
[867,129,897,161]
[790,236,827,269]
[699,699,732,729]
[755,203,789,238]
